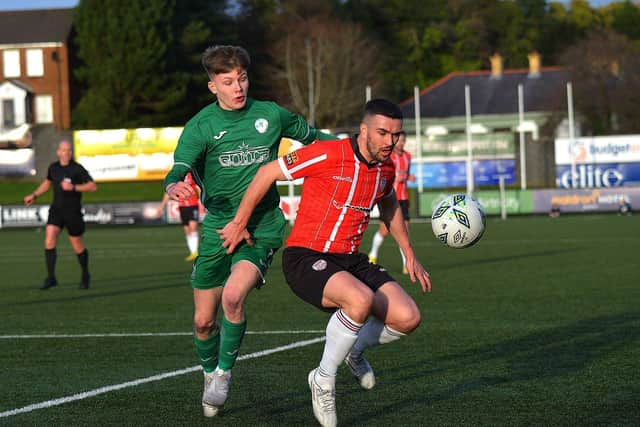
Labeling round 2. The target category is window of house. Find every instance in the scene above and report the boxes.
[35,95,53,124]
[3,50,21,78]
[26,49,44,77]
[3,99,15,127]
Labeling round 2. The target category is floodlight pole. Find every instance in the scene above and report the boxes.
[414,86,423,193]
[567,82,577,188]
[465,85,474,195]
[518,84,527,190]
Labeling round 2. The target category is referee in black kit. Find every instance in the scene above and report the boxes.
[24,140,97,289]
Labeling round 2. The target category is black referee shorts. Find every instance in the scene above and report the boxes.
[47,206,85,236]
[179,206,199,225]
[282,246,396,312]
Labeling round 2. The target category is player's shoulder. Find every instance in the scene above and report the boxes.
[186,102,220,126]
[245,99,289,120]
[308,137,349,154]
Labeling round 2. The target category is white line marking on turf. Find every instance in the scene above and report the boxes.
[0,330,325,339]
[0,336,325,418]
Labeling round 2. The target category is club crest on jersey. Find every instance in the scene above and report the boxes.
[285,152,299,165]
[255,118,269,134]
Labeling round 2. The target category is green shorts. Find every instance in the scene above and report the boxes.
[190,214,284,290]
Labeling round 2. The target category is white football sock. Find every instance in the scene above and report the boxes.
[350,317,405,359]
[369,231,385,259]
[187,231,199,253]
[316,309,362,389]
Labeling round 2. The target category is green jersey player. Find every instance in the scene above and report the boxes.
[164,45,333,418]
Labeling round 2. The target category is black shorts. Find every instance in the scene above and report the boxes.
[47,205,85,236]
[179,206,199,225]
[399,200,410,220]
[282,246,396,312]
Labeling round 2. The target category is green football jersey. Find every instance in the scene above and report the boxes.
[165,98,330,229]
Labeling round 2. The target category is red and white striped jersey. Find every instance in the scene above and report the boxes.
[277,137,395,254]
[391,150,411,201]
[179,172,200,207]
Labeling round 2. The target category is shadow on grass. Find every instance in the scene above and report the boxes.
[437,247,582,269]
[2,271,188,307]
[342,311,640,425]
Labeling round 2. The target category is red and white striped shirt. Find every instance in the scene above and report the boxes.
[391,150,411,201]
[278,137,395,254]
[179,172,200,207]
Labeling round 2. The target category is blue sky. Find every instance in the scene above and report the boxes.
[0,0,79,10]
[0,0,625,10]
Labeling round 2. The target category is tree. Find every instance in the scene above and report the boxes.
[266,3,383,128]
[602,1,640,43]
[559,30,640,135]
[72,0,233,128]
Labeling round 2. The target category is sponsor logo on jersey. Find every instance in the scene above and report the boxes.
[312,259,327,271]
[214,130,227,140]
[332,200,371,214]
[218,143,270,167]
[332,175,353,182]
[255,118,269,134]
[285,152,299,165]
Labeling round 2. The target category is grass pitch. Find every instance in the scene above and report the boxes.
[1,215,639,426]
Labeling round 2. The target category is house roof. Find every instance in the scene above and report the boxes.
[400,67,571,119]
[0,8,73,45]
[0,79,34,92]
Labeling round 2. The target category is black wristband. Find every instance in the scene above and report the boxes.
[72,184,76,191]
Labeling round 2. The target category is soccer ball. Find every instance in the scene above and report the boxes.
[431,194,486,248]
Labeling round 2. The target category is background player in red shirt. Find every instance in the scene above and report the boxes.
[368,130,415,272]
[219,99,431,427]
[159,172,200,261]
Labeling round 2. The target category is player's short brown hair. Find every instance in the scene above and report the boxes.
[201,45,250,78]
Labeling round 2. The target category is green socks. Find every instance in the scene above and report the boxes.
[217,316,247,371]
[194,328,220,373]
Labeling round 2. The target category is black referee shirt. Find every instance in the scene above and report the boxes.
[46,160,93,210]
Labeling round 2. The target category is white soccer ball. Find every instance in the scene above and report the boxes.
[431,194,486,248]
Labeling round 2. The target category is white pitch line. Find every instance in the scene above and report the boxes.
[0,330,325,339]
[0,336,325,418]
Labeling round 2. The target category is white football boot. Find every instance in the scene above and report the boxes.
[345,352,376,390]
[308,369,337,427]
[202,368,232,417]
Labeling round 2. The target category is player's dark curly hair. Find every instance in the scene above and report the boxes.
[201,45,251,78]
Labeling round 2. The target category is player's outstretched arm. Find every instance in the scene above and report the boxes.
[379,193,432,293]
[218,160,287,254]
[24,180,51,206]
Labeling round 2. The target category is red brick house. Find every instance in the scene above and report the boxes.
[0,8,73,131]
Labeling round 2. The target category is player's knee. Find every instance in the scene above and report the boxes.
[193,314,215,335]
[344,292,374,323]
[393,304,421,334]
[221,289,244,318]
